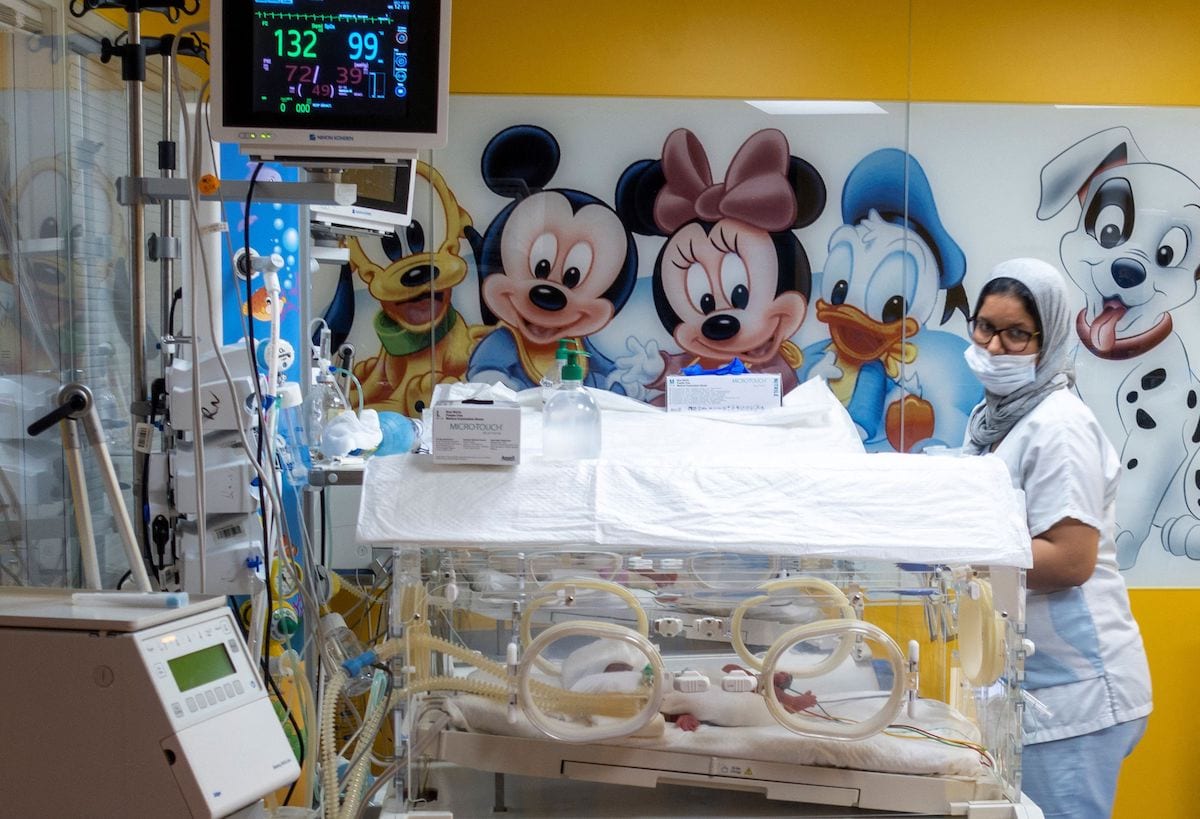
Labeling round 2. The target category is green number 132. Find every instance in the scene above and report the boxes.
[275,29,318,58]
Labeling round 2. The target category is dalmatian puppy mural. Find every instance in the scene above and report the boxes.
[1175,442,1200,560]
[1038,126,1200,567]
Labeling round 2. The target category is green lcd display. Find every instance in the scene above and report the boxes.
[167,643,235,692]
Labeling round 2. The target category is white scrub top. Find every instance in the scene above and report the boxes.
[970,388,1153,745]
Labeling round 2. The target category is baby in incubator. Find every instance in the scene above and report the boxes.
[562,640,817,732]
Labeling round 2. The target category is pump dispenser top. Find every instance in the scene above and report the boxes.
[542,342,601,460]
[540,338,575,404]
[560,348,584,382]
[555,339,572,368]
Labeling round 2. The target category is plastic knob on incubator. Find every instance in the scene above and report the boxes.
[674,669,710,693]
[653,617,684,638]
[721,668,756,692]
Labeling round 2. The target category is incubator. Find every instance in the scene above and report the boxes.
[339,380,1041,818]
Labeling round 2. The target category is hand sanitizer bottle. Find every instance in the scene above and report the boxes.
[543,349,601,459]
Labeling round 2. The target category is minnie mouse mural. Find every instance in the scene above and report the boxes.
[613,128,827,402]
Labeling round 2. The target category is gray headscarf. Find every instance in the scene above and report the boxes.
[966,257,1074,450]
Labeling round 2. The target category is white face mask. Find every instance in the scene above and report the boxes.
[963,343,1037,396]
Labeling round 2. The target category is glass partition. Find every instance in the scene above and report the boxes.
[0,2,172,587]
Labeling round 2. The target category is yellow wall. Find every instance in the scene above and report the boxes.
[168,2,1195,815]
[450,1,911,100]
[1124,590,1197,819]
[452,0,1200,106]
[910,0,1200,105]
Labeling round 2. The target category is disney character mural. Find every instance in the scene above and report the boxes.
[799,148,981,452]
[1037,126,1200,566]
[614,128,826,401]
[348,161,487,416]
[466,125,638,392]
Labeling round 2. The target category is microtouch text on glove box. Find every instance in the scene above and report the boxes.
[665,373,782,413]
[431,402,521,465]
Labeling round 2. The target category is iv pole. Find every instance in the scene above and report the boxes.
[90,0,204,577]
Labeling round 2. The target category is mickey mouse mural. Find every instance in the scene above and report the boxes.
[799,148,981,452]
[466,125,638,391]
[614,128,826,402]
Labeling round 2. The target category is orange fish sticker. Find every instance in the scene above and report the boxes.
[243,287,285,321]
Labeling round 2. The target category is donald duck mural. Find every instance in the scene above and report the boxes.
[800,149,982,452]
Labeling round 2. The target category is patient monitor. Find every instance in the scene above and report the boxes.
[0,589,299,818]
[209,0,451,165]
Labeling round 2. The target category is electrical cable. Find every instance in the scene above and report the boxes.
[211,155,318,665]
[173,58,318,808]
[279,648,319,808]
[776,691,995,767]
[167,286,183,336]
[240,162,279,652]
[139,394,159,583]
[262,660,305,805]
[239,152,293,809]
[174,56,330,810]
[174,53,211,597]
[199,87,314,634]
[242,161,274,629]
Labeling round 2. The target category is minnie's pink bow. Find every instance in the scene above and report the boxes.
[653,128,797,234]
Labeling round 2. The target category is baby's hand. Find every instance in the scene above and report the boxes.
[772,671,817,713]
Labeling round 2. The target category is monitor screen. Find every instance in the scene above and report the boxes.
[167,643,236,692]
[342,163,413,212]
[310,161,417,234]
[210,0,449,163]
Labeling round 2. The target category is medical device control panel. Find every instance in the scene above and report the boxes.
[138,608,264,730]
[0,590,299,818]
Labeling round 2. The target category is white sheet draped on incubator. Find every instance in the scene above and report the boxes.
[348,379,1036,817]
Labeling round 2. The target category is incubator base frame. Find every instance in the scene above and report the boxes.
[436,731,1038,817]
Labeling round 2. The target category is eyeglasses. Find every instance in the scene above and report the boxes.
[969,317,1040,352]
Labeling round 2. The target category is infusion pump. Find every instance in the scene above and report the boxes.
[0,589,299,818]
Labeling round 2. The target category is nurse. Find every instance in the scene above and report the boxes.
[962,257,1152,819]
